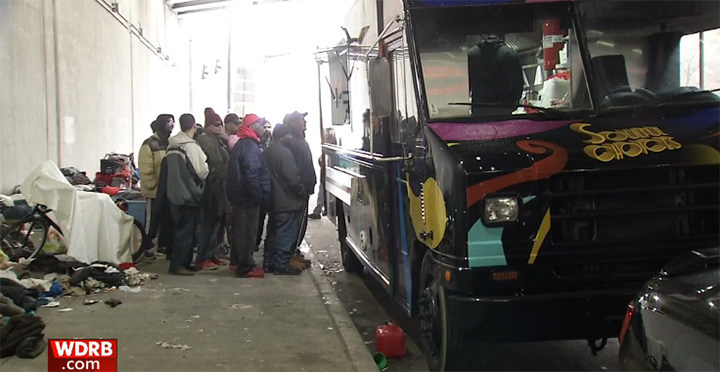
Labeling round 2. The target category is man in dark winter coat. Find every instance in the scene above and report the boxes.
[226,114,270,278]
[282,112,316,196]
[263,124,306,275]
[256,120,273,252]
[195,108,230,270]
[282,111,316,267]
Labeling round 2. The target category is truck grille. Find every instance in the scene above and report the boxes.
[549,165,719,248]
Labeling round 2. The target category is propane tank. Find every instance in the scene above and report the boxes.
[543,18,563,71]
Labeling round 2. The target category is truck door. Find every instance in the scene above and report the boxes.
[387,32,424,314]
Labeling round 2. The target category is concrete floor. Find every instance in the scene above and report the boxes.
[1,245,377,372]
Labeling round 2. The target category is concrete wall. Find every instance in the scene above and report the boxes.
[0,1,54,193]
[0,0,187,194]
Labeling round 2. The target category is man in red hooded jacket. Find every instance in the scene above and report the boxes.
[225,114,270,278]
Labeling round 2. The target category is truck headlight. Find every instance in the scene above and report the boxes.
[482,195,521,225]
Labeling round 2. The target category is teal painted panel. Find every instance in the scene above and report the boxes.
[467,196,535,268]
[468,221,506,267]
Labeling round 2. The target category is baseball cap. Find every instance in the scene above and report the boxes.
[282,111,308,125]
[272,123,293,140]
[242,114,267,128]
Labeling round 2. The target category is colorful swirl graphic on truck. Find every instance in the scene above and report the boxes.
[466,140,568,208]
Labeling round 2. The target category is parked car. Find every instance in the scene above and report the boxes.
[618,248,719,371]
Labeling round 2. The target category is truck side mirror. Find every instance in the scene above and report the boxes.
[369,58,392,118]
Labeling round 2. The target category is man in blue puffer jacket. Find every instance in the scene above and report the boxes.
[226,114,270,278]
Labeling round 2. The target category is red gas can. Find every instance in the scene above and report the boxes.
[375,322,406,358]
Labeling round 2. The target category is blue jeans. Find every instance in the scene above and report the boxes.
[274,212,300,270]
[312,182,325,215]
[262,213,277,270]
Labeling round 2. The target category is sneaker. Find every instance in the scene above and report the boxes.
[308,213,321,220]
[289,256,307,270]
[213,258,229,266]
[169,268,195,276]
[263,266,275,274]
[201,261,219,270]
[274,267,302,275]
[236,267,265,278]
[144,251,157,260]
[229,265,237,272]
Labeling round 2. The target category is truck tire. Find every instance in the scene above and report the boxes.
[418,252,463,371]
[337,204,362,273]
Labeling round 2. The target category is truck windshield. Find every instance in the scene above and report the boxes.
[412,2,592,120]
[577,0,720,111]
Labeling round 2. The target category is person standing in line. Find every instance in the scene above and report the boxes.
[226,114,270,278]
[151,155,174,260]
[194,108,230,270]
[138,114,174,259]
[255,120,274,252]
[260,121,272,150]
[221,113,242,265]
[282,111,315,268]
[165,113,209,276]
[224,113,242,151]
[194,123,204,139]
[263,124,305,275]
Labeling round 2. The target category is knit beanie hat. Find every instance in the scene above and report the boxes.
[204,108,222,126]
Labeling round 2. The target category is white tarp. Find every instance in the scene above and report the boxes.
[20,161,134,264]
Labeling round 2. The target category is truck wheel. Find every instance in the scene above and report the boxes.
[337,205,362,273]
[418,255,462,371]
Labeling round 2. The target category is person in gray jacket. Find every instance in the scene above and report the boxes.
[263,124,306,275]
[282,112,315,268]
[165,113,209,276]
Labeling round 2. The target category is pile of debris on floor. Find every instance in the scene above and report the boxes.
[0,254,156,359]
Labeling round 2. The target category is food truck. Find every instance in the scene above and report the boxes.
[315,1,720,370]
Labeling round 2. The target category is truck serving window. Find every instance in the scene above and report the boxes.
[578,0,720,110]
[411,2,591,120]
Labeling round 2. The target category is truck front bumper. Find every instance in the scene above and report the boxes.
[445,288,635,342]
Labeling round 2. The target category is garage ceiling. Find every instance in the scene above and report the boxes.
[166,0,302,16]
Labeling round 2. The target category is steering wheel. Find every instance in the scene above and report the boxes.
[603,85,657,107]
[606,85,657,99]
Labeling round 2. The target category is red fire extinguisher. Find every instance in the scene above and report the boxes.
[543,18,563,71]
[376,321,406,358]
